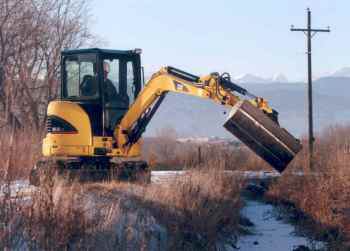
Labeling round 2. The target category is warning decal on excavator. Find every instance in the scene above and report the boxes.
[173,80,189,92]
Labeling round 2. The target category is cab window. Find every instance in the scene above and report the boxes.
[126,61,136,104]
[63,55,98,99]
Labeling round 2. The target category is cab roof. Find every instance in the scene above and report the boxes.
[62,48,141,56]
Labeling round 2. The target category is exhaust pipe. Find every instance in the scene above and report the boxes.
[224,100,302,173]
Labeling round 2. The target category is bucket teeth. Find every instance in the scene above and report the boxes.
[224,100,302,173]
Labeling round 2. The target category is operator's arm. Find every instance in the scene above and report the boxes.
[115,66,275,149]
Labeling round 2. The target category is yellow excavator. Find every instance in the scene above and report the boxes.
[30,48,302,185]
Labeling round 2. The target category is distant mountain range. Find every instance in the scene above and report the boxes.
[232,67,350,84]
[145,74,350,138]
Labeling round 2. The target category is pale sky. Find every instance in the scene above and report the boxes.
[91,0,347,82]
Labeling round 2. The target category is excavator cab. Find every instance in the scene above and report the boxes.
[60,48,142,136]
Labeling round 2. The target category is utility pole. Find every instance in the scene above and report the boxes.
[291,8,330,170]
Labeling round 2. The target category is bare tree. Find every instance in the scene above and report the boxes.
[0,0,96,131]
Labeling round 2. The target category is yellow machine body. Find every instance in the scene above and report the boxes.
[43,101,141,158]
[40,48,301,174]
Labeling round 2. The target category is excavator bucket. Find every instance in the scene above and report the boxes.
[224,100,302,173]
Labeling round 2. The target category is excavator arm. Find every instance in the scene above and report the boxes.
[115,66,301,173]
[116,66,274,148]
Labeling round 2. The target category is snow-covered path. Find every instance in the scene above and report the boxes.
[151,171,324,250]
[237,199,323,251]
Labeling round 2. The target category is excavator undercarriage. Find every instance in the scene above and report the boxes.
[30,158,150,186]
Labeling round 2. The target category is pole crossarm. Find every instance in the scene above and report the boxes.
[291,28,330,32]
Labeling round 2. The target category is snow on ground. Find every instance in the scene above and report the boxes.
[1,171,185,198]
[236,199,324,251]
[231,170,280,179]
[0,179,33,198]
[1,170,280,198]
[150,170,186,183]
[151,170,280,183]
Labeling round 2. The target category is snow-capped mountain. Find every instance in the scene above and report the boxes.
[331,67,350,78]
[234,73,288,84]
[234,73,269,83]
[272,73,288,83]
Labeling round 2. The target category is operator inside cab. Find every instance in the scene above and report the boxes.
[102,62,118,103]
[102,60,130,135]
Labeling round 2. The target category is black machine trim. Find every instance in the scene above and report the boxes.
[47,115,78,134]
[126,93,168,146]
[219,77,250,96]
[94,148,107,155]
[167,66,200,83]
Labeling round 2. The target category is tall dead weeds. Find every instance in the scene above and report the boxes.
[267,125,350,244]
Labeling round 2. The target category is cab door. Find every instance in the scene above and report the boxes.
[61,53,104,136]
[102,55,141,136]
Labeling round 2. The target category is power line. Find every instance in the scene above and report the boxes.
[291,8,330,171]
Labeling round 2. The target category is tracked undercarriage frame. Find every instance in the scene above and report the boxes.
[30,158,151,186]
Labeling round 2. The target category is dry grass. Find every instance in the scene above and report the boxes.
[90,166,244,250]
[143,135,272,172]
[266,125,350,245]
[143,168,243,250]
[0,128,244,250]
[24,178,95,250]
[0,128,42,249]
[0,129,95,250]
[0,128,42,181]
[0,175,96,250]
